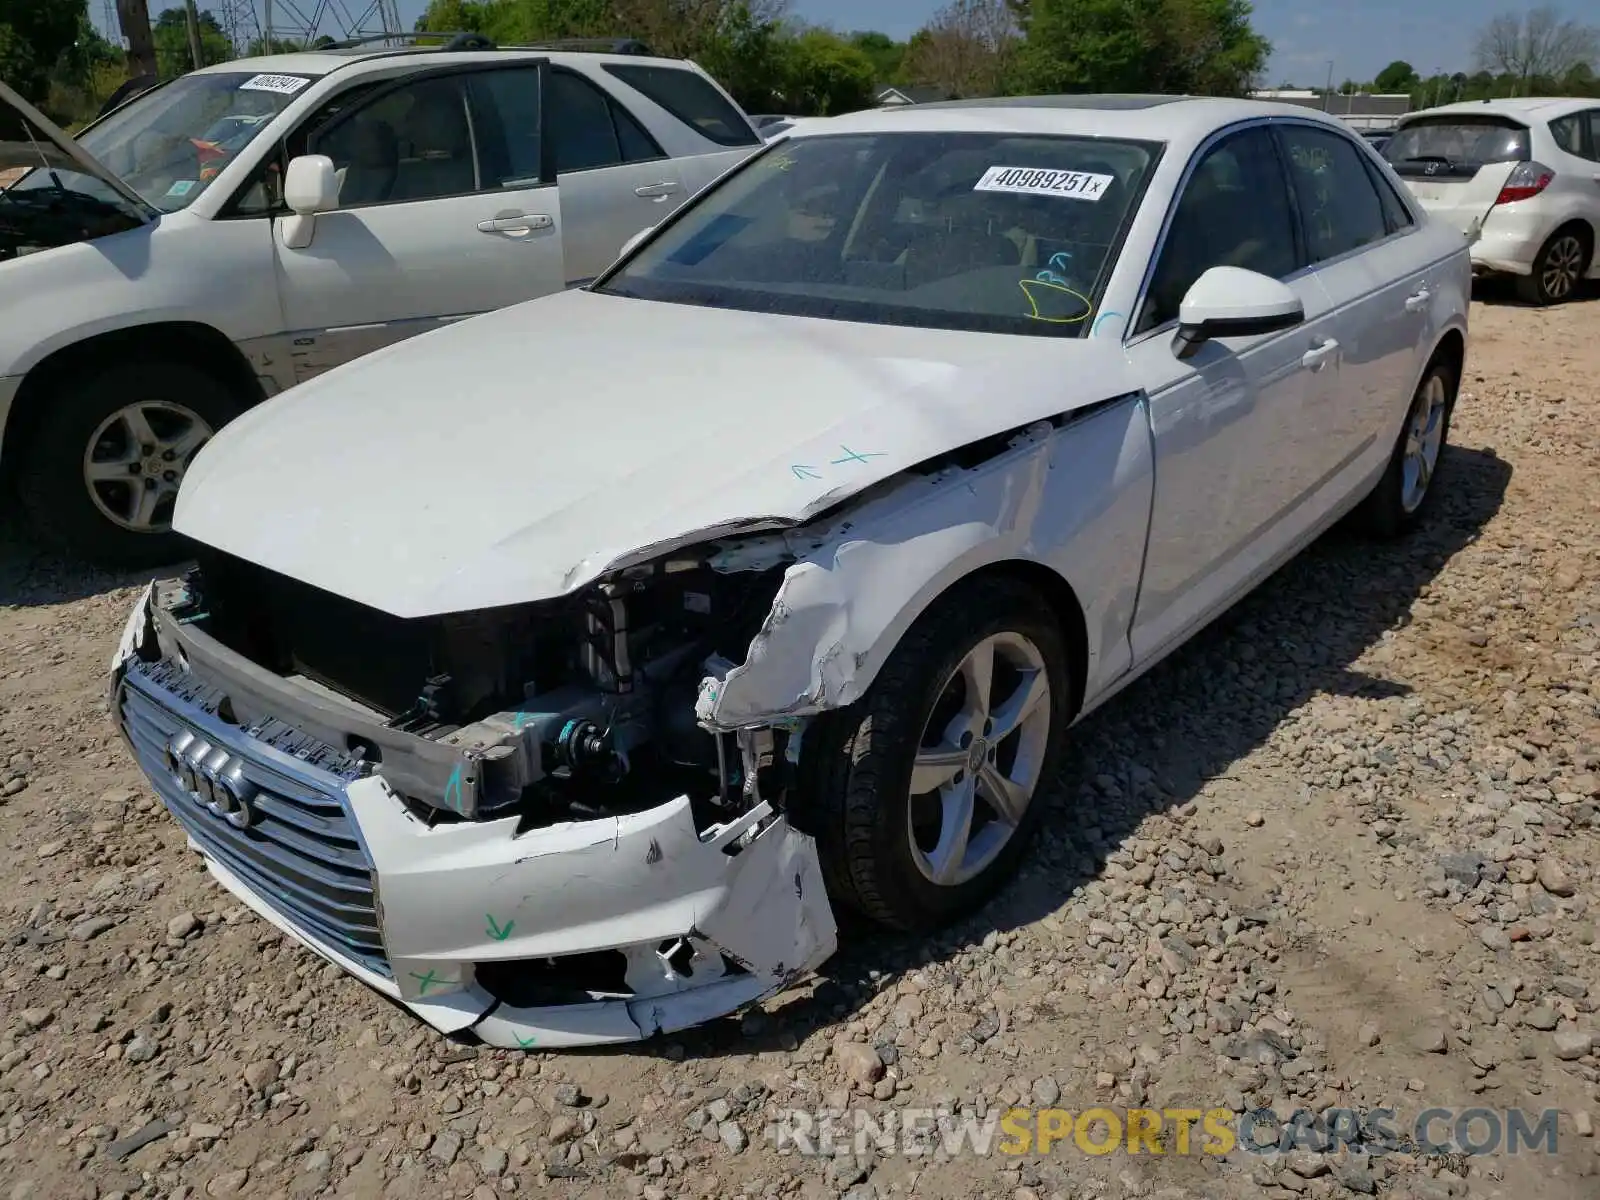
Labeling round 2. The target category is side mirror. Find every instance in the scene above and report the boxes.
[619,225,654,259]
[280,154,339,250]
[1173,266,1304,359]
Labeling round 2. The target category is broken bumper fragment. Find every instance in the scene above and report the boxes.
[111,595,835,1048]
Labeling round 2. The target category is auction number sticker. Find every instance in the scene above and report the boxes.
[238,73,311,95]
[974,166,1114,201]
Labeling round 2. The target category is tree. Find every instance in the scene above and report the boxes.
[848,30,904,82]
[151,5,229,75]
[0,0,89,104]
[1014,0,1268,97]
[1373,59,1417,91]
[902,0,1017,97]
[1473,6,1598,90]
[776,27,875,112]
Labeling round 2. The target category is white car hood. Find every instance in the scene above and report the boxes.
[176,290,1140,617]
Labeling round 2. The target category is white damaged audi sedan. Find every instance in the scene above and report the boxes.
[110,95,1471,1048]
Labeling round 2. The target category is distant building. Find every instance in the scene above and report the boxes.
[874,85,953,107]
[1251,88,1412,131]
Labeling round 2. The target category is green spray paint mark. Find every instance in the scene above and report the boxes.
[485,914,514,941]
[443,764,464,812]
[410,968,445,995]
[514,1033,538,1049]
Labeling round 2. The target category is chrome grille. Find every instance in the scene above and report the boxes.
[118,659,389,977]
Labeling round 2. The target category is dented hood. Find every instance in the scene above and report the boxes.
[176,290,1139,617]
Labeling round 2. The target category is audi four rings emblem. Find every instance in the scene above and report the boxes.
[165,729,258,829]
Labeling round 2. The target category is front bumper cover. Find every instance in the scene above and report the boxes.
[110,586,837,1048]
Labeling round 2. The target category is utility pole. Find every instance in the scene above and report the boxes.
[1323,61,1334,111]
[184,0,205,69]
[115,0,158,79]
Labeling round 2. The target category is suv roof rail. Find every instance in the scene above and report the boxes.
[323,30,496,50]
[503,38,655,55]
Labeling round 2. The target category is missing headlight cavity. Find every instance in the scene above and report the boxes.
[168,546,790,828]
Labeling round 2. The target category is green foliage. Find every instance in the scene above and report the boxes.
[1014,0,1269,96]
[1373,59,1418,92]
[151,5,231,77]
[848,30,905,82]
[781,28,876,113]
[0,0,89,104]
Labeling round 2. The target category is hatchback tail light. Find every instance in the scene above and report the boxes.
[1495,161,1554,205]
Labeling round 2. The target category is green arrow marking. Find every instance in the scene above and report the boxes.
[514,1033,538,1049]
[486,914,514,941]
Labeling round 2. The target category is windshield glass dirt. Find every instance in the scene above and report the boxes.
[1383,117,1530,177]
[11,71,312,212]
[598,131,1159,338]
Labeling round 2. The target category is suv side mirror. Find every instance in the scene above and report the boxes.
[280,154,339,250]
[1173,266,1304,359]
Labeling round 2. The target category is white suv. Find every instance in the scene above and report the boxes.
[0,37,761,565]
[1383,97,1600,305]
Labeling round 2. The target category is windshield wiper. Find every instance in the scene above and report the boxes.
[1400,155,1454,164]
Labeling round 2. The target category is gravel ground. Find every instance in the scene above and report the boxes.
[2,292,1597,1200]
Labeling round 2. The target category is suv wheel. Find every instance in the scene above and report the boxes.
[799,577,1071,933]
[1516,227,1590,305]
[17,361,243,568]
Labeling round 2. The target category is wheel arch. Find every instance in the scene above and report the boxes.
[706,544,1095,732]
[1,321,264,483]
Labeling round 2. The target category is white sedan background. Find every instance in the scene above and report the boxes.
[109,95,1472,1048]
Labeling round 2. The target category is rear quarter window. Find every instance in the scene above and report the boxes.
[601,64,759,148]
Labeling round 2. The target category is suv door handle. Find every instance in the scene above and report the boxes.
[1301,338,1339,371]
[1404,288,1431,312]
[634,181,683,200]
[476,212,553,234]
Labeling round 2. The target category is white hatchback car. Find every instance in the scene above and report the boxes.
[0,38,761,565]
[1383,97,1600,304]
[111,96,1470,1048]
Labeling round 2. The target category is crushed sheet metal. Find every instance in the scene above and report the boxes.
[699,397,1156,730]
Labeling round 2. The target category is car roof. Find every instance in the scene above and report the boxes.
[791,94,1357,146]
[1404,96,1595,123]
[191,45,699,81]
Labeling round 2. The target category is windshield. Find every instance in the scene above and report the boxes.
[597,131,1160,338]
[12,71,313,212]
[1383,117,1530,177]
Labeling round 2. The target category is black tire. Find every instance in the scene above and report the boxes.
[1356,355,1457,540]
[794,576,1072,933]
[15,361,244,569]
[1514,226,1591,306]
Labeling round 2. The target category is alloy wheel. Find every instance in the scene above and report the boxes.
[1541,234,1584,302]
[1400,372,1447,514]
[906,631,1053,887]
[83,400,214,534]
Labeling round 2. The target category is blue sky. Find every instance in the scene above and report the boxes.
[166,0,1533,86]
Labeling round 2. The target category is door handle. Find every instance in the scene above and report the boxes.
[634,181,683,200]
[1404,289,1431,312]
[476,213,554,234]
[1301,338,1339,371]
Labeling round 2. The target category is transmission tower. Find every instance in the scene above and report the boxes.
[102,0,124,47]
[208,0,262,56]
[262,0,405,49]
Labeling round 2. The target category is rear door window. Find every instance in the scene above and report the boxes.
[601,64,759,148]
[1278,124,1389,263]
[1382,117,1530,179]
